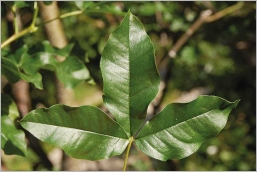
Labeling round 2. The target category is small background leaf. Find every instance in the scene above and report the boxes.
[20,73,43,90]
[3,41,92,89]
[84,2,126,16]
[1,93,20,120]
[1,57,20,84]
[55,56,91,89]
[74,1,96,10]
[14,1,30,8]
[1,116,26,156]
[1,93,26,156]
[43,1,52,5]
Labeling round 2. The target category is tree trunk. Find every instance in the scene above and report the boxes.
[39,1,70,105]
[39,2,84,170]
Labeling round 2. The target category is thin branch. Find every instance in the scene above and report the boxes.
[154,2,245,115]
[168,10,212,58]
[43,10,83,25]
[1,5,83,49]
[31,1,39,27]
[205,2,244,23]
[168,2,245,58]
[1,2,39,49]
[1,25,38,49]
[12,5,19,34]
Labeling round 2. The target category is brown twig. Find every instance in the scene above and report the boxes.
[205,2,244,23]
[1,3,82,49]
[168,2,245,58]
[151,2,246,115]
[168,10,212,58]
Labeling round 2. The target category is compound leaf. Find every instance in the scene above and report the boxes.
[135,96,240,161]
[100,11,160,136]
[20,105,129,160]
[20,11,240,166]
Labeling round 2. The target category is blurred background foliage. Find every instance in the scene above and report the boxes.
[1,1,256,171]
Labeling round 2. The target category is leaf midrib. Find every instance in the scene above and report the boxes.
[128,12,132,136]
[23,121,128,139]
[136,108,219,139]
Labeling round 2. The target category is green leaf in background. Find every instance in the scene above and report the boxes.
[98,4,126,16]
[1,93,27,157]
[100,11,160,136]
[74,1,96,10]
[55,43,74,57]
[135,96,240,160]
[3,41,92,89]
[20,105,129,160]
[14,1,30,8]
[1,116,26,157]
[1,93,19,120]
[1,56,43,89]
[1,57,20,84]
[43,1,52,5]
[138,3,157,16]
[85,3,126,16]
[20,73,43,90]
[74,1,125,16]
[20,52,56,75]
[13,44,29,66]
[25,41,91,89]
[56,56,91,89]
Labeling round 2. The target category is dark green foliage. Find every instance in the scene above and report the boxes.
[2,41,92,89]
[1,93,26,156]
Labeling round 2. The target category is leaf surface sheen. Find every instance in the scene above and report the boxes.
[135,96,240,161]
[100,11,160,136]
[20,105,129,160]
